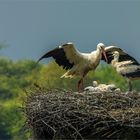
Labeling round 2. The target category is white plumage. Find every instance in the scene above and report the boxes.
[111,51,140,91]
[84,81,120,92]
[61,44,103,78]
[101,45,140,92]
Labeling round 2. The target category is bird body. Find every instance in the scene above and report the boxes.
[101,46,140,91]
[38,42,108,92]
[112,60,140,80]
[61,49,101,78]
[111,51,140,91]
[85,81,120,92]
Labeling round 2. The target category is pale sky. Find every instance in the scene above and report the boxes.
[0,0,140,61]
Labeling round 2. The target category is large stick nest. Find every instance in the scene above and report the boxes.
[24,88,140,140]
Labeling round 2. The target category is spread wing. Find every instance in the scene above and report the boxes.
[38,42,84,70]
[101,46,139,65]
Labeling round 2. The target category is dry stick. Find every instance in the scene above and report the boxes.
[41,119,56,133]
[107,129,121,138]
[60,117,84,140]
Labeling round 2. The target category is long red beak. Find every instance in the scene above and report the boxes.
[102,48,108,63]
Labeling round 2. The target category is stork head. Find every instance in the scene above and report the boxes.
[112,51,119,61]
[62,42,73,46]
[97,43,105,49]
[97,43,108,63]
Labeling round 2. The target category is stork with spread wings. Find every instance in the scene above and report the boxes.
[38,42,108,92]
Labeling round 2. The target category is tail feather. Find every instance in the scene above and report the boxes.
[61,71,74,78]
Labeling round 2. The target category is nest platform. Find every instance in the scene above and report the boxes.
[24,89,140,139]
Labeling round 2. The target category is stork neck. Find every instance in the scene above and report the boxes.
[114,56,119,62]
[96,48,102,59]
[111,57,119,67]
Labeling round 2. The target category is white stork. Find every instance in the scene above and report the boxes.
[38,42,108,92]
[101,45,140,91]
[111,51,140,91]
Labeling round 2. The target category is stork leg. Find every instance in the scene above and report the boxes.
[127,79,132,92]
[78,77,84,92]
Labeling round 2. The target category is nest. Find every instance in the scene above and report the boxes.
[24,88,140,140]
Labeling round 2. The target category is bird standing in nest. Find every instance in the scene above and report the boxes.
[38,42,108,92]
[111,51,140,91]
[101,45,140,92]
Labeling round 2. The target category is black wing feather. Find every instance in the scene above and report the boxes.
[119,54,139,65]
[122,69,140,78]
[102,51,114,64]
[38,47,74,70]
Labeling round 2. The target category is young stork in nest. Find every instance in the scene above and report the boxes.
[38,42,108,92]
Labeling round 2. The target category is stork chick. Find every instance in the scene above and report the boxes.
[112,51,140,91]
[38,42,108,92]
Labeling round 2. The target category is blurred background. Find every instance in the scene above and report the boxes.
[0,0,140,139]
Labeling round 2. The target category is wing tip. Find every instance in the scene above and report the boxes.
[37,57,43,63]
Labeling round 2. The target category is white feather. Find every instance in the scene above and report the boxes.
[61,43,102,78]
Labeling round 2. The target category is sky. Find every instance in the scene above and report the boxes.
[0,0,140,62]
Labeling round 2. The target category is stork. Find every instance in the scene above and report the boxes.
[111,51,140,91]
[101,45,140,91]
[38,42,108,92]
